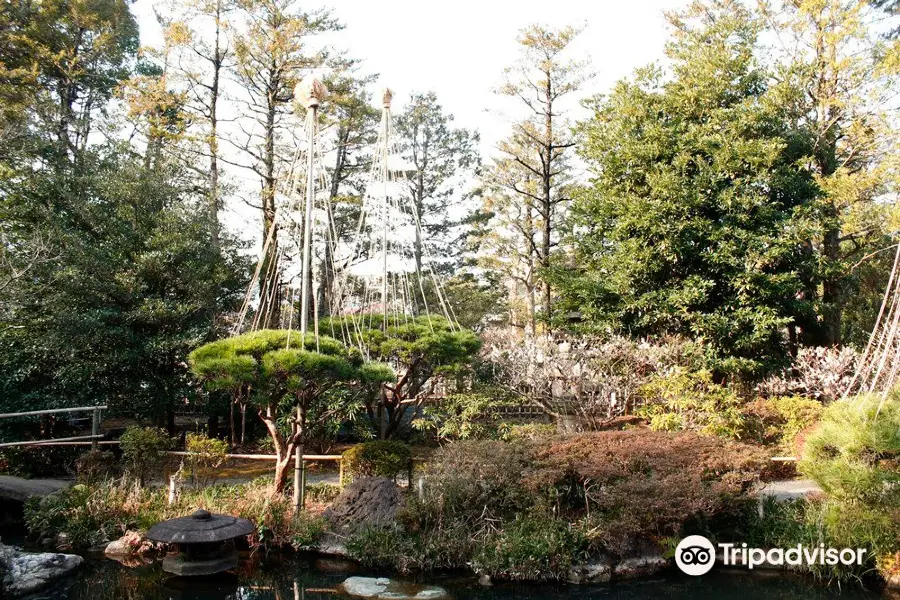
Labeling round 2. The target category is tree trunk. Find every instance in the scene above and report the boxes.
[240,404,247,446]
[541,73,553,328]
[821,224,842,346]
[258,83,279,328]
[259,403,302,493]
[524,203,536,337]
[273,456,291,493]
[166,409,176,436]
[208,1,223,251]
[229,398,236,446]
[414,161,426,274]
[207,414,219,439]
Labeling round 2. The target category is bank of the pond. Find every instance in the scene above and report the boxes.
[17,419,899,592]
[35,552,897,600]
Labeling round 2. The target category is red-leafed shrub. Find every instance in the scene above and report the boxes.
[526,430,767,555]
[347,431,768,575]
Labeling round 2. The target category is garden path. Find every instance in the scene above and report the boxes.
[757,479,822,502]
[0,476,70,504]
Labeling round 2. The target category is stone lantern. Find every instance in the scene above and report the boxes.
[145,509,255,576]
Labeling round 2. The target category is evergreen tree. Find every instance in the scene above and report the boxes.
[760,0,899,346]
[558,0,819,374]
[395,91,480,273]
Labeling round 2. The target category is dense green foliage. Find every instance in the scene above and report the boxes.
[472,514,587,581]
[0,0,247,426]
[638,368,746,438]
[802,394,900,505]
[184,432,229,486]
[557,3,818,374]
[799,393,900,581]
[119,426,174,485]
[341,440,411,481]
[189,329,393,490]
[321,314,481,438]
[414,390,515,442]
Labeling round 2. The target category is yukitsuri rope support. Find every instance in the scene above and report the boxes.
[843,242,900,414]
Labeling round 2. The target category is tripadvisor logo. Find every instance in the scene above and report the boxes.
[675,535,716,575]
[675,535,868,576]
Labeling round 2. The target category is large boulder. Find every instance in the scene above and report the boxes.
[324,477,402,535]
[0,542,83,597]
[338,576,450,600]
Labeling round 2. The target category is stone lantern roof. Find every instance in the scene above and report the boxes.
[145,509,255,545]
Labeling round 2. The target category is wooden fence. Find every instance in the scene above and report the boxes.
[0,405,105,450]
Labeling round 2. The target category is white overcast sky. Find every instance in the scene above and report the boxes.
[132,0,686,157]
[130,0,688,243]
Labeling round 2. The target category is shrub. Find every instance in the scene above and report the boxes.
[411,440,533,527]
[346,522,479,574]
[501,423,557,442]
[342,440,411,482]
[800,392,899,583]
[184,432,229,487]
[348,440,535,574]
[414,391,513,442]
[119,427,174,485]
[74,450,118,484]
[0,445,82,478]
[472,514,586,581]
[305,482,341,505]
[346,526,420,573]
[801,393,899,505]
[482,330,705,430]
[527,430,766,555]
[757,346,859,403]
[638,368,746,438]
[24,482,140,547]
[741,396,822,452]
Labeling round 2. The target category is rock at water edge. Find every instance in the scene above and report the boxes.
[0,543,83,597]
[338,576,451,600]
[568,556,612,584]
[612,555,668,580]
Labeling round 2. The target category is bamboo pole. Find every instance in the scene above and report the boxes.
[0,435,104,448]
[91,408,100,451]
[0,405,107,419]
[164,451,341,461]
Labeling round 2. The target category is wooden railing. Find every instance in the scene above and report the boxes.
[0,405,106,450]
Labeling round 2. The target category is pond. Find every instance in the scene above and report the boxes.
[34,553,891,600]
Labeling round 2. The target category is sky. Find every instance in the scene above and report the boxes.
[133,0,686,158]
[130,0,689,242]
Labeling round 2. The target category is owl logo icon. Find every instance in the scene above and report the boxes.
[675,535,716,576]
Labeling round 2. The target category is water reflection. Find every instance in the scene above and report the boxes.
[51,556,887,600]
